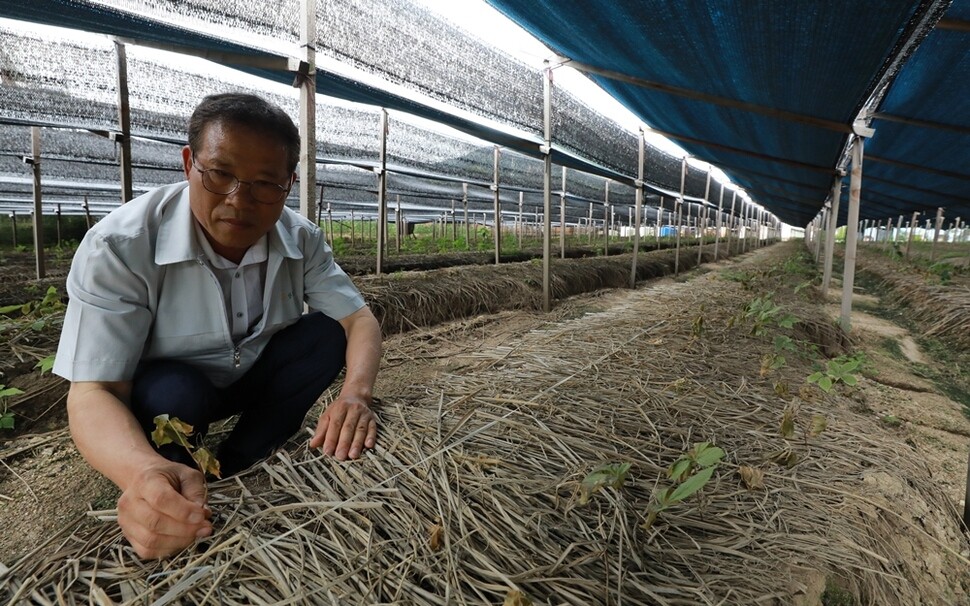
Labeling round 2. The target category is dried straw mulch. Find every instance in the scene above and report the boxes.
[854,245,970,350]
[3,242,968,605]
[361,243,726,337]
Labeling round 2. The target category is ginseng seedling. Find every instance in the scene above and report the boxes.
[151,414,222,479]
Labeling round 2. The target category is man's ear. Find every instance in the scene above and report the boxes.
[181,146,193,180]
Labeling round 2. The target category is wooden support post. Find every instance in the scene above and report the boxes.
[603,182,610,257]
[451,200,457,242]
[656,197,664,248]
[83,195,92,230]
[55,203,62,248]
[298,0,317,223]
[630,128,644,288]
[31,127,45,279]
[697,169,710,266]
[541,63,553,312]
[713,184,724,261]
[588,202,594,244]
[559,166,566,259]
[376,109,388,275]
[327,204,334,249]
[822,177,842,295]
[493,146,501,264]
[114,41,133,204]
[463,183,470,246]
[395,194,402,254]
[10,212,17,249]
[905,211,919,259]
[726,192,736,254]
[350,210,355,248]
[931,207,944,261]
[517,192,523,249]
[840,138,864,332]
[675,157,686,275]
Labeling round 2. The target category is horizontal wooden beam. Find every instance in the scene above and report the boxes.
[866,154,970,182]
[937,18,970,32]
[111,36,303,73]
[872,111,970,135]
[642,125,836,175]
[555,56,855,134]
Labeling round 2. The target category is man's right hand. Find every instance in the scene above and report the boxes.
[116,462,212,559]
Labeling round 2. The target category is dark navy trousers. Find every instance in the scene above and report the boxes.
[130,312,347,476]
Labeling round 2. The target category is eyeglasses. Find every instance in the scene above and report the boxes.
[192,156,290,205]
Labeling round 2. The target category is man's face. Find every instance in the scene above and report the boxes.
[181,121,295,263]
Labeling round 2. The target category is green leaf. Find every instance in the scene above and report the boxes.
[818,376,833,392]
[0,413,15,429]
[0,304,21,315]
[0,386,24,399]
[668,458,693,482]
[692,445,725,468]
[580,462,631,504]
[807,371,823,384]
[35,355,55,374]
[30,320,46,331]
[668,465,717,503]
[841,374,858,386]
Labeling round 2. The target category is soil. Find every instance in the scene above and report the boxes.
[1,244,969,603]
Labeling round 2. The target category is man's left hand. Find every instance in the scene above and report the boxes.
[309,395,377,460]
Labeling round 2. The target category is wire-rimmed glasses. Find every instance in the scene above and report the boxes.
[192,156,290,205]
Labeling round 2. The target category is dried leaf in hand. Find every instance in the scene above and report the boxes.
[192,447,222,479]
[151,414,195,448]
[739,465,765,490]
[504,590,533,606]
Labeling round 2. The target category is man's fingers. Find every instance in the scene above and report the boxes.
[349,416,376,459]
[140,468,207,524]
[119,494,210,559]
[322,408,347,456]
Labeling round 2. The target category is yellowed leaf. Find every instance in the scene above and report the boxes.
[738,465,765,490]
[192,447,221,479]
[504,590,533,606]
[780,408,796,439]
[808,414,828,438]
[429,523,443,551]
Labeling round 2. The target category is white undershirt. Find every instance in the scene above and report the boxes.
[194,223,267,343]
